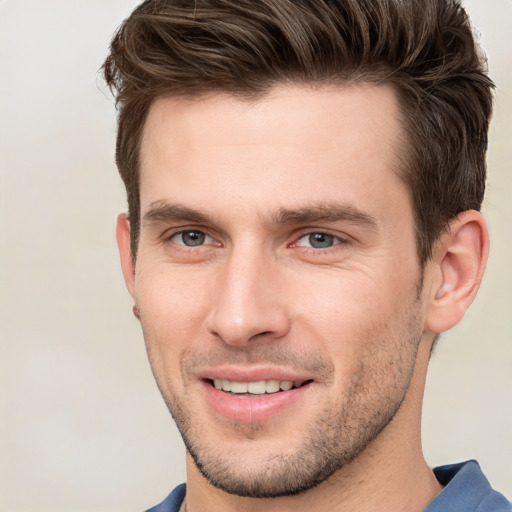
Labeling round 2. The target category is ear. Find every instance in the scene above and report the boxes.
[424,210,489,334]
[116,213,136,299]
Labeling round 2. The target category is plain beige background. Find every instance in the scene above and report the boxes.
[0,1,510,511]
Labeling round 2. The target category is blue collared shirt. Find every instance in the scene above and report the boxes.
[145,460,511,512]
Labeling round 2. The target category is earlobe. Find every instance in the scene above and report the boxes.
[425,210,489,334]
[116,213,136,299]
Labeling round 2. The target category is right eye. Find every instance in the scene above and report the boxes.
[170,230,213,247]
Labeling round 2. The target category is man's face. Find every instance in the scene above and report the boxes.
[122,85,431,497]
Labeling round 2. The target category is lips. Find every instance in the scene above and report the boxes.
[199,369,314,423]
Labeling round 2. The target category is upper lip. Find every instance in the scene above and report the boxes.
[196,366,315,383]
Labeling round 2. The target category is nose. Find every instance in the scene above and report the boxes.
[205,245,290,347]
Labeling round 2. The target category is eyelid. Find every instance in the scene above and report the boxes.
[161,225,351,251]
[287,230,354,258]
[164,227,220,247]
[173,230,212,245]
[292,229,349,245]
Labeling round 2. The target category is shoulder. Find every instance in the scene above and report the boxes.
[425,460,511,512]
[144,483,186,512]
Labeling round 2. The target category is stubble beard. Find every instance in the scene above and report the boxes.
[145,301,424,498]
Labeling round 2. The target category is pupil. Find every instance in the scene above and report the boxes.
[183,231,205,246]
[309,233,334,249]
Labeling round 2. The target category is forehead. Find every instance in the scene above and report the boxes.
[141,84,402,157]
[138,84,409,224]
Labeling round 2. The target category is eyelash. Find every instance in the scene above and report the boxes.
[164,228,350,255]
[290,231,350,254]
[166,229,217,248]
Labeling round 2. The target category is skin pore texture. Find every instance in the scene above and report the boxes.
[117,84,488,512]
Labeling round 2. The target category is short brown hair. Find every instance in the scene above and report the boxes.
[103,0,494,264]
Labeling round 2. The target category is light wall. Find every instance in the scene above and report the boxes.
[0,1,510,510]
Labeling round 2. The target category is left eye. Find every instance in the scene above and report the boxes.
[171,230,213,247]
[295,232,341,249]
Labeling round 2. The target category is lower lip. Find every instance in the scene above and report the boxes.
[202,381,311,423]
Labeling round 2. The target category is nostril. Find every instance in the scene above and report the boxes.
[248,330,272,341]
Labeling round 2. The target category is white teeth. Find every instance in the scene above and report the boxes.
[213,379,306,394]
[279,381,293,391]
[265,380,280,393]
[230,382,248,393]
[247,381,266,394]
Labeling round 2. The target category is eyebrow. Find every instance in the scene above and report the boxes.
[143,201,214,225]
[273,203,379,230]
[142,200,378,231]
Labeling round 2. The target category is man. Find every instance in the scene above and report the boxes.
[103,1,510,511]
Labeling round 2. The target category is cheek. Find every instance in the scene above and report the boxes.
[291,269,419,376]
[294,270,393,330]
[134,268,213,382]
[136,262,212,324]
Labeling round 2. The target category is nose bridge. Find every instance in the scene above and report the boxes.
[206,240,288,346]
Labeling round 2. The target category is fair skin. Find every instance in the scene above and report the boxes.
[117,84,488,512]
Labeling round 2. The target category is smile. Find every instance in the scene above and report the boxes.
[211,379,309,395]
[202,377,313,422]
